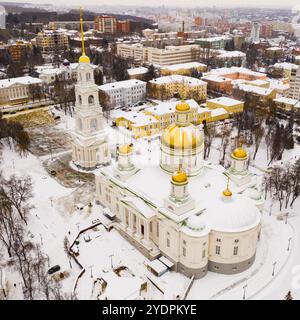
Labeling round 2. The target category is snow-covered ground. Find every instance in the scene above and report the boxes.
[0,112,299,300]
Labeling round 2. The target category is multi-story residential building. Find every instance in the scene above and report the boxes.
[205,97,244,115]
[35,29,69,53]
[99,79,147,108]
[149,75,207,101]
[250,22,260,43]
[202,67,267,94]
[94,15,117,34]
[0,76,43,107]
[116,44,200,66]
[212,50,246,68]
[117,20,131,33]
[7,40,31,62]
[195,36,232,50]
[288,67,300,100]
[160,62,207,76]
[273,62,298,79]
[273,97,300,118]
[0,5,6,29]
[127,67,148,80]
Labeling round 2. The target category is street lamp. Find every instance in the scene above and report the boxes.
[242,284,248,300]
[89,265,93,278]
[287,237,292,251]
[272,261,277,277]
[109,254,114,269]
[285,212,289,225]
[269,203,273,216]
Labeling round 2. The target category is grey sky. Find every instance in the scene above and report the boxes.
[2,0,300,8]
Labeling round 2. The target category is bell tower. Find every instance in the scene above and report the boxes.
[71,8,110,170]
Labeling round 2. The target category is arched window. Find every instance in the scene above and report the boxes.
[86,73,91,81]
[79,73,82,81]
[78,118,83,130]
[90,118,97,131]
[78,95,82,104]
[88,95,94,105]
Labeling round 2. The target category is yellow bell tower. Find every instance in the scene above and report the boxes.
[79,7,90,64]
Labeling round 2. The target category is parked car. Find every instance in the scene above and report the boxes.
[48,265,60,275]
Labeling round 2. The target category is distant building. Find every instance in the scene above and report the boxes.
[99,79,147,108]
[288,67,300,100]
[160,62,207,76]
[117,44,201,66]
[127,67,148,80]
[117,20,131,34]
[205,97,244,115]
[0,76,43,107]
[0,5,5,30]
[250,22,260,43]
[36,29,69,53]
[94,16,117,34]
[149,75,207,101]
[7,40,31,62]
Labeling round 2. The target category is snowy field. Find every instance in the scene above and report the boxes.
[0,112,299,300]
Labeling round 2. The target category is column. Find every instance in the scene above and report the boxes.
[144,220,150,242]
[127,212,134,233]
[135,216,142,240]
[121,207,126,228]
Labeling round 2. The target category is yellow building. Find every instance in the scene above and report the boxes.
[36,29,69,53]
[160,62,207,76]
[206,97,244,115]
[145,99,211,128]
[149,75,207,102]
[112,110,160,139]
[113,99,231,139]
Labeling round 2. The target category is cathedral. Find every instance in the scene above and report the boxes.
[73,12,264,279]
[95,100,264,279]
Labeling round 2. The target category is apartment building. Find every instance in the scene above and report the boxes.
[149,75,207,101]
[99,79,147,108]
[205,97,244,115]
[36,29,69,53]
[116,44,200,66]
[160,62,207,76]
[288,66,300,100]
[94,16,117,34]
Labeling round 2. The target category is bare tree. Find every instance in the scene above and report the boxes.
[253,125,264,160]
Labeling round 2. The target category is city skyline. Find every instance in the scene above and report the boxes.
[1,0,300,9]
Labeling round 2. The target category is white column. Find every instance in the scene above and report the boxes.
[144,220,150,243]
[121,207,126,228]
[135,216,142,239]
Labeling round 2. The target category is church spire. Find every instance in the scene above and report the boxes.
[78,7,90,63]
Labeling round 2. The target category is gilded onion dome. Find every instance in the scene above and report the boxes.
[231,147,247,160]
[161,123,202,150]
[118,144,133,155]
[175,100,190,112]
[171,170,188,185]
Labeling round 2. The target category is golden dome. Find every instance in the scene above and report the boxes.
[79,54,90,63]
[223,188,232,197]
[231,147,247,160]
[175,101,190,112]
[118,144,133,155]
[161,123,202,150]
[172,170,188,184]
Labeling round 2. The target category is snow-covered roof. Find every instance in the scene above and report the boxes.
[273,62,298,70]
[111,110,158,127]
[215,50,246,59]
[97,162,261,233]
[127,67,148,75]
[146,99,201,116]
[99,79,146,91]
[120,196,156,218]
[160,62,207,71]
[210,108,228,117]
[201,74,231,83]
[235,83,274,96]
[150,75,207,86]
[0,76,42,89]
[273,96,300,107]
[209,66,266,78]
[207,96,243,107]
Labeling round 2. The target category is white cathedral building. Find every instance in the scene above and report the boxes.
[71,13,110,170]
[94,100,264,279]
[73,11,264,279]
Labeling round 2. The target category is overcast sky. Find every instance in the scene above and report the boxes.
[2,0,300,8]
